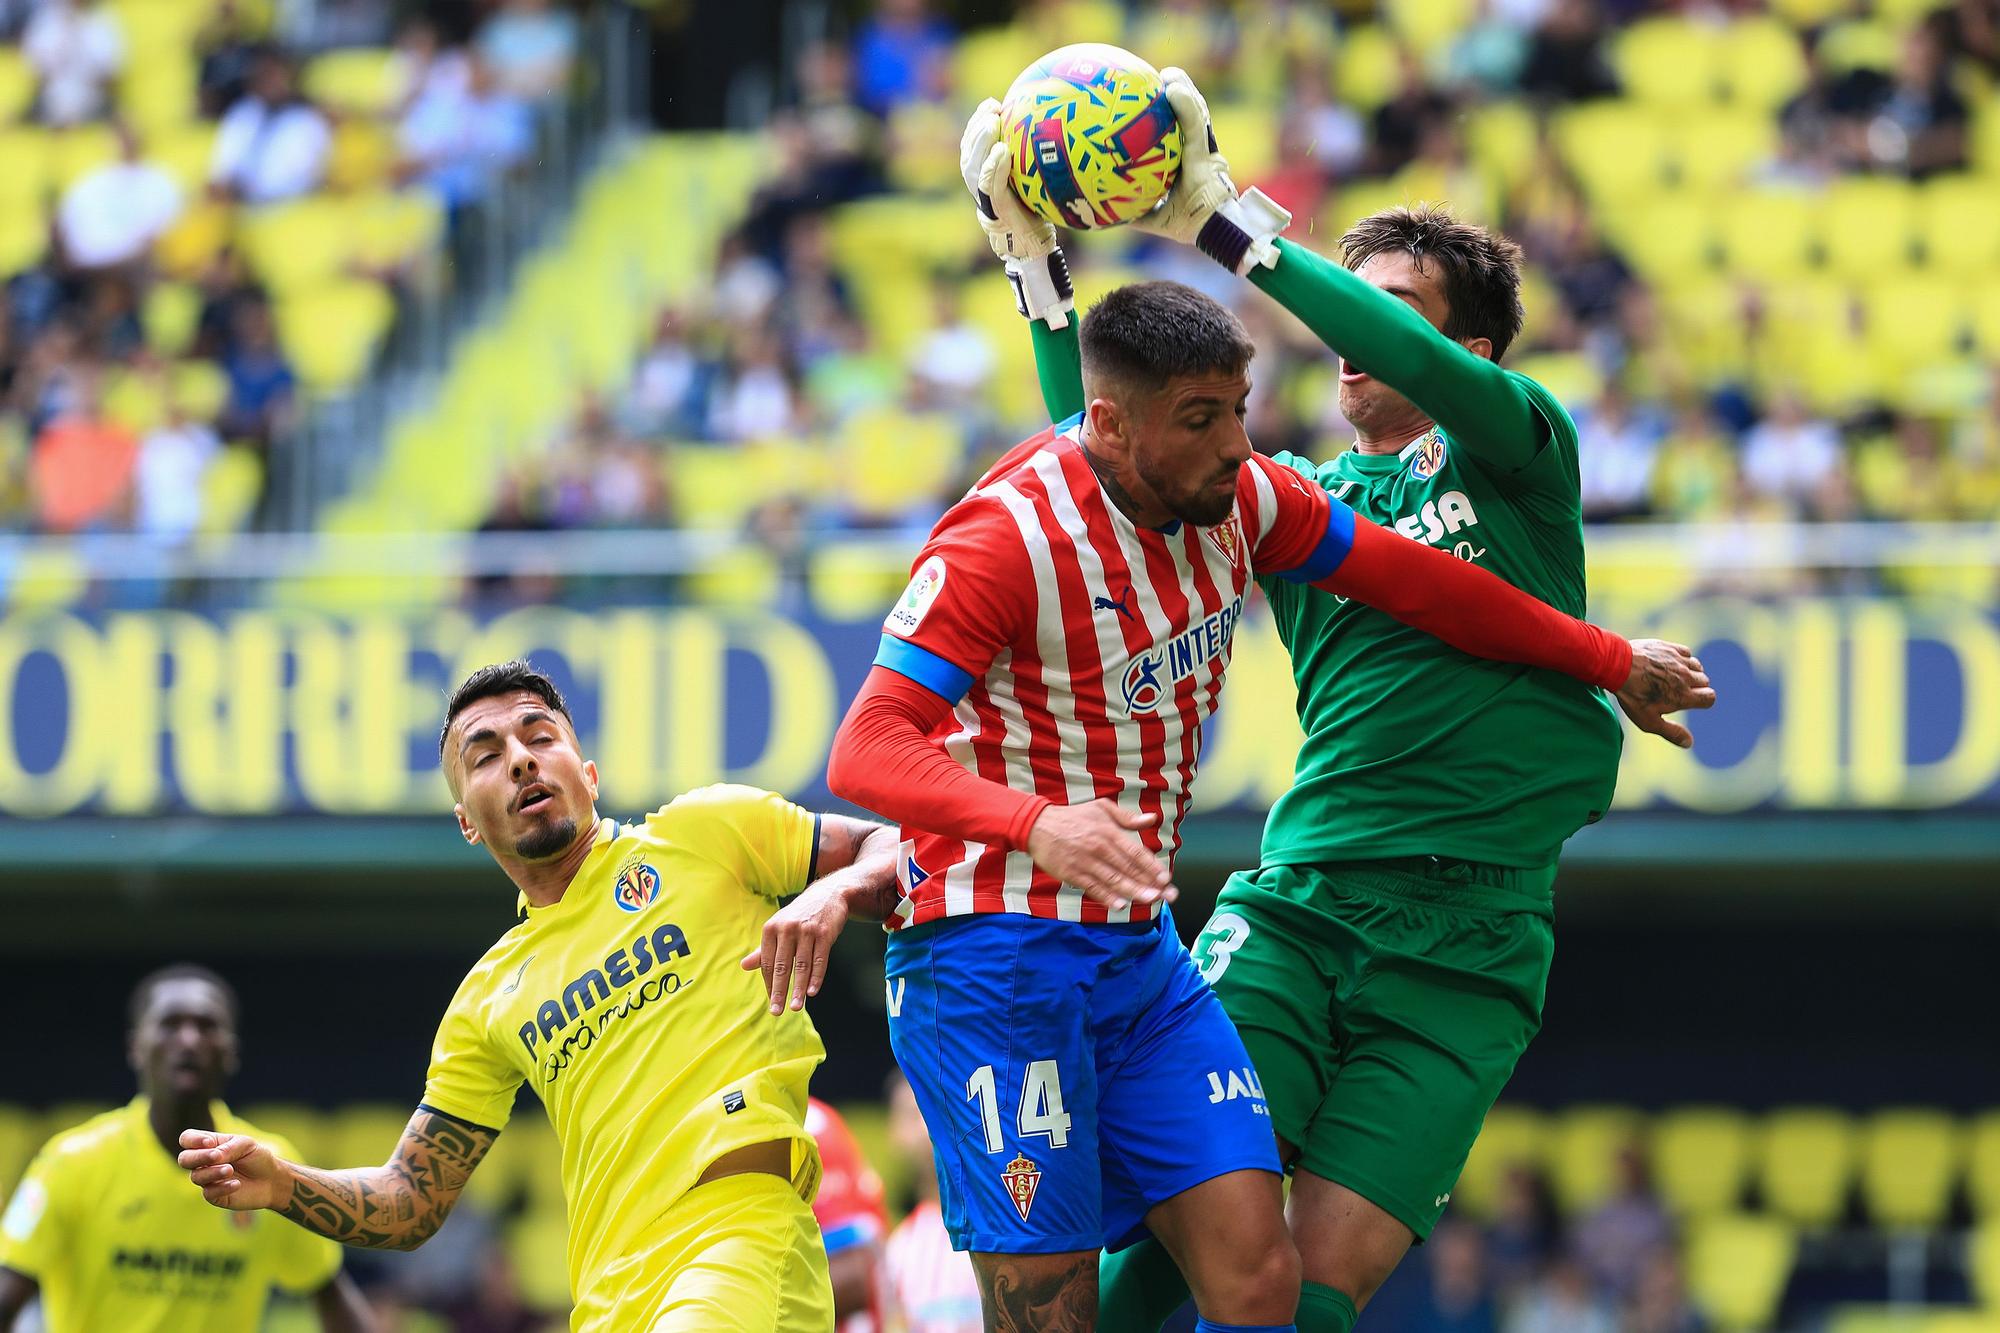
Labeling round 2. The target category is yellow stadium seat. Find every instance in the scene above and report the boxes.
[1545,1105,1644,1217]
[1859,1108,1962,1230]
[951,26,1044,102]
[1331,25,1403,113]
[48,124,119,191]
[1685,1213,1799,1332]
[327,119,398,191]
[172,359,231,421]
[1861,277,1973,387]
[1453,1104,1546,1220]
[142,282,201,355]
[1876,0,1956,23]
[1975,103,2000,177]
[0,210,49,281]
[1554,102,1673,204]
[883,101,961,196]
[348,189,445,270]
[506,1209,573,1312]
[145,123,217,195]
[1972,1222,2000,1307]
[103,365,169,435]
[1208,102,1276,187]
[0,128,51,208]
[1760,1107,1857,1227]
[1505,351,1600,411]
[840,407,963,522]
[0,49,34,124]
[1968,1113,2000,1219]
[1971,280,2000,357]
[670,444,768,530]
[1919,176,2000,275]
[1464,103,1537,196]
[239,196,357,293]
[1718,17,1809,111]
[1820,177,1919,278]
[237,1104,330,1166]
[1672,111,1778,195]
[1718,191,1822,278]
[1652,1106,1752,1217]
[1615,18,1723,108]
[107,0,200,53]
[1820,20,1900,76]
[1604,196,1720,281]
[809,540,914,621]
[120,54,198,138]
[686,545,780,607]
[1386,0,1475,60]
[327,1104,411,1168]
[302,48,408,118]
[276,280,395,394]
[155,199,233,277]
[199,446,264,533]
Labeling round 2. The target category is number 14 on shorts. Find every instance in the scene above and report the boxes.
[967,1061,1070,1222]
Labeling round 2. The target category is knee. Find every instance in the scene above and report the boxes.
[1192,1234,1300,1320]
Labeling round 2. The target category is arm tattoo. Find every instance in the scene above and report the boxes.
[278,1110,496,1251]
[978,1257,1097,1333]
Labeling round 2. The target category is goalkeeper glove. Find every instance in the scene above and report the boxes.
[1134,67,1292,277]
[960,98,1075,329]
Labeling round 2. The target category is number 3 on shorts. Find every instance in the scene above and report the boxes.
[1192,911,1252,984]
[966,1060,1072,1152]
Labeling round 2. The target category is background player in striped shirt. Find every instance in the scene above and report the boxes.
[969,71,1716,1333]
[0,966,372,1333]
[172,660,903,1332]
[824,282,1708,1332]
[880,1072,982,1333]
[808,1097,889,1333]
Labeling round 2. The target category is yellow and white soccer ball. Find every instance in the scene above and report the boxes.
[1000,43,1184,231]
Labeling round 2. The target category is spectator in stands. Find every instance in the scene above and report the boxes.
[1505,1256,1617,1333]
[851,0,954,116]
[135,385,223,542]
[390,14,472,112]
[476,0,577,101]
[1624,1246,1708,1333]
[1577,384,1666,520]
[210,47,332,205]
[1773,31,1884,182]
[56,122,183,273]
[1518,0,1616,103]
[195,0,263,117]
[623,308,704,438]
[1260,53,1365,220]
[775,213,857,371]
[707,328,799,442]
[908,280,994,406]
[710,230,782,327]
[29,365,137,532]
[1651,400,1739,520]
[398,53,535,215]
[1486,1164,1562,1302]
[1367,45,1454,177]
[1572,1143,1673,1303]
[1406,1222,1501,1333]
[22,0,123,126]
[218,296,297,448]
[1859,19,1970,177]
[1741,390,1841,515]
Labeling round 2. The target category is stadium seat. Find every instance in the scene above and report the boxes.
[348,189,446,271]
[146,122,218,195]
[199,447,265,534]
[0,128,51,209]
[327,1103,413,1170]
[1553,103,1673,204]
[1546,1105,1644,1217]
[1968,1222,2000,1309]
[276,280,396,394]
[1759,1107,1858,1227]
[1670,111,1778,196]
[1770,0,1850,25]
[1971,279,2000,357]
[1386,0,1476,60]
[327,119,398,191]
[1860,277,1973,393]
[685,545,781,608]
[1652,1106,1753,1216]
[239,197,358,294]
[1209,102,1277,186]
[1603,196,1720,282]
[1504,351,1601,410]
[1463,103,1537,196]
[1859,1108,1963,1229]
[505,1210,573,1313]
[1331,25,1403,113]
[1718,191,1823,278]
[120,54,198,139]
[104,365,169,436]
[883,101,961,196]
[0,210,49,282]
[173,359,232,423]
[1685,1213,1800,1332]
[303,48,408,118]
[0,49,36,123]
[1452,1104,1547,1219]
[1819,20,1900,76]
[1826,1307,2000,1333]
[1614,18,1724,109]
[1919,176,2000,275]
[1968,1112,2000,1219]
[840,407,962,522]
[1820,178,1920,278]
[1718,16,1810,111]
[950,25,1044,103]
[48,124,119,191]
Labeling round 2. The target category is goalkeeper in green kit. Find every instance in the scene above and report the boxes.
[959,70,1714,1333]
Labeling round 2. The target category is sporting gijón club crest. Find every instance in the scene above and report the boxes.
[1002,1153,1042,1221]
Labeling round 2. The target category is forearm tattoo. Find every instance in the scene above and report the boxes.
[279,1110,495,1251]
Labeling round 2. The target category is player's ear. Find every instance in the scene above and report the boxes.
[1461,334,1494,362]
[1087,396,1128,454]
[455,803,482,846]
[583,759,599,802]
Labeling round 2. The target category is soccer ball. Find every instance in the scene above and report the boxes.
[1000,44,1183,231]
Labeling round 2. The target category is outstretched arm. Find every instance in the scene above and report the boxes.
[179,1108,496,1252]
[740,814,902,1014]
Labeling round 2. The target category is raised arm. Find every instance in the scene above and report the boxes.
[178,1107,496,1252]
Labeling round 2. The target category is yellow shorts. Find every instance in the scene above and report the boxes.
[571,1171,834,1333]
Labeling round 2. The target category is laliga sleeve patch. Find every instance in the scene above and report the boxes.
[2,1177,46,1242]
[885,556,947,639]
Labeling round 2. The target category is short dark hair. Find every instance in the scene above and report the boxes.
[1341,204,1527,362]
[130,964,239,1032]
[439,659,573,761]
[1079,281,1255,397]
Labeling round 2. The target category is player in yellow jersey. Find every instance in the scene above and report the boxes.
[174,659,901,1331]
[0,965,374,1333]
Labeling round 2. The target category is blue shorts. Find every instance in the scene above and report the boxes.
[884,908,1282,1255]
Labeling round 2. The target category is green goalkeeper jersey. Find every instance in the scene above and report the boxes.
[1029,238,1622,870]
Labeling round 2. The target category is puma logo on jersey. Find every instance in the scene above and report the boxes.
[1093,584,1136,621]
[1392,490,1480,547]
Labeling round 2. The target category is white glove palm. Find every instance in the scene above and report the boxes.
[1135,67,1292,274]
[961,98,1056,262]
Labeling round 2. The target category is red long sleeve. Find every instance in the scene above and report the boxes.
[827,666,1051,851]
[1318,518,1632,691]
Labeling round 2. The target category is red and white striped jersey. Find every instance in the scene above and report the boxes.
[871,416,1350,928]
[882,1200,982,1333]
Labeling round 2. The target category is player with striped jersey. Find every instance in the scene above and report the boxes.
[825,282,1708,1331]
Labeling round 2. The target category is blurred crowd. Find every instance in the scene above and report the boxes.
[479,0,2000,586]
[0,0,578,538]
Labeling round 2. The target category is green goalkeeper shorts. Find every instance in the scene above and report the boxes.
[1190,856,1556,1241]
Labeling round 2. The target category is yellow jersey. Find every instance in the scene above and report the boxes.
[0,1099,339,1333]
[422,783,828,1305]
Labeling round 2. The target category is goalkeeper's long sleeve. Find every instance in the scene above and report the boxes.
[1249,238,1547,472]
[1031,318,1086,423]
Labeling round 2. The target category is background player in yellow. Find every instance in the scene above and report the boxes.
[0,965,374,1333]
[173,659,901,1331]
